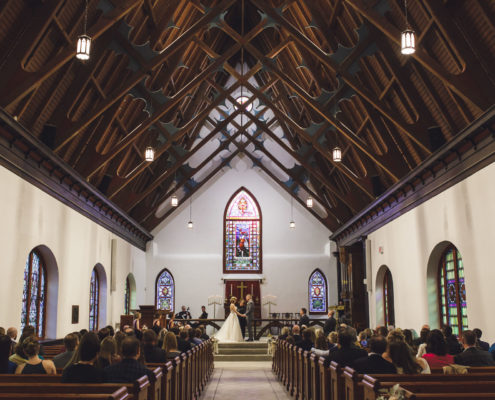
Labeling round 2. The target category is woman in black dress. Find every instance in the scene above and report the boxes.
[237,300,247,339]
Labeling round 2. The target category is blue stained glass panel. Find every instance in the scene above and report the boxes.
[309,270,327,313]
[20,251,46,337]
[156,270,174,311]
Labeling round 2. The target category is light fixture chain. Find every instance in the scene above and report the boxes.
[404,0,408,26]
[84,0,89,35]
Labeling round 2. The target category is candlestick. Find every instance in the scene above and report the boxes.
[230,283,232,296]
[251,283,253,294]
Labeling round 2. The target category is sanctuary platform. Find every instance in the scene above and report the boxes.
[215,341,271,362]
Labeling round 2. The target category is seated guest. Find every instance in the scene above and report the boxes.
[278,327,290,341]
[385,329,415,359]
[6,327,17,355]
[176,306,192,320]
[62,332,105,383]
[142,330,166,363]
[177,330,192,353]
[199,325,209,340]
[299,329,314,352]
[353,335,396,374]
[454,330,495,366]
[192,329,203,345]
[53,333,79,369]
[96,337,120,369]
[376,326,388,337]
[97,328,111,342]
[388,341,430,374]
[403,329,414,349]
[162,332,181,360]
[325,326,367,368]
[443,326,462,355]
[15,338,56,374]
[412,326,430,350]
[157,328,168,348]
[311,334,330,357]
[299,308,309,327]
[422,329,454,368]
[323,310,337,336]
[79,329,89,337]
[473,328,490,351]
[0,334,16,373]
[328,331,338,348]
[105,337,153,382]
[286,336,296,346]
[292,325,302,345]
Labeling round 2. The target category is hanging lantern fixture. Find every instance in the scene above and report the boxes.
[400,0,416,55]
[332,146,342,162]
[76,0,92,60]
[144,146,155,162]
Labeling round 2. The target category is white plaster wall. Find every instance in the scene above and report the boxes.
[0,165,142,338]
[143,157,338,321]
[367,162,495,340]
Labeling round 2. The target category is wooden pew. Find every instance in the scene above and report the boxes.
[0,389,130,400]
[330,361,344,400]
[147,362,174,400]
[42,344,65,359]
[318,357,330,400]
[310,353,320,400]
[303,350,312,400]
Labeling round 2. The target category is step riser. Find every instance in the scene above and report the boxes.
[218,349,267,355]
[214,355,272,361]
[217,343,267,349]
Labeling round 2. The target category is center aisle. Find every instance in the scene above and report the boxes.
[201,361,291,400]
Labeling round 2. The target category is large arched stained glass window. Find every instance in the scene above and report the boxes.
[224,188,262,273]
[309,269,327,314]
[156,269,175,311]
[438,245,468,335]
[89,268,100,331]
[383,269,395,326]
[21,250,47,338]
[124,276,130,315]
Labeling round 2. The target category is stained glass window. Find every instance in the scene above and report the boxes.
[309,269,327,314]
[224,189,261,272]
[156,269,174,311]
[124,276,130,315]
[89,268,99,331]
[438,245,468,336]
[383,269,395,326]
[21,250,47,338]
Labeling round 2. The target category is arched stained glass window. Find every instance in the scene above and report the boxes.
[21,250,47,338]
[309,269,327,314]
[438,245,468,335]
[89,268,100,331]
[224,188,262,273]
[156,269,174,311]
[124,276,130,315]
[383,269,395,326]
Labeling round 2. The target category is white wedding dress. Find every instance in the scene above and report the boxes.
[215,303,244,343]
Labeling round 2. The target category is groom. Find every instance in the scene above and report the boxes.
[245,294,254,341]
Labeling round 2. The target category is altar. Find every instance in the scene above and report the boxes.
[223,279,261,320]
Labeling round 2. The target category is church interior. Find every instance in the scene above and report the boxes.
[1,0,495,398]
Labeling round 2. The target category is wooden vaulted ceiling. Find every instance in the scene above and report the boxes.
[0,0,494,233]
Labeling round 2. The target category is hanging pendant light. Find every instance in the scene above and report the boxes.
[76,0,92,60]
[400,0,416,55]
[187,198,193,229]
[306,197,313,208]
[332,146,342,162]
[144,146,155,162]
[171,195,178,207]
[289,196,296,229]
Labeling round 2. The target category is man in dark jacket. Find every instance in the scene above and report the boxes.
[299,308,310,327]
[323,310,337,336]
[142,330,167,363]
[473,328,490,351]
[326,326,367,368]
[53,333,79,369]
[177,330,192,353]
[454,330,495,366]
[353,335,396,374]
[443,326,463,355]
[105,337,153,382]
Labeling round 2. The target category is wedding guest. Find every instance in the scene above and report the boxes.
[299,308,309,327]
[376,326,388,337]
[96,336,120,369]
[199,325,209,340]
[286,336,296,346]
[443,326,462,355]
[473,328,490,351]
[403,329,414,349]
[325,326,367,368]
[157,328,168,348]
[388,341,430,374]
[6,327,17,355]
[328,331,338,348]
[105,337,153,383]
[412,326,430,350]
[15,338,56,374]
[192,329,203,345]
[53,333,79,369]
[142,330,166,363]
[278,327,290,341]
[311,335,330,357]
[114,331,126,356]
[162,332,181,360]
[454,330,495,366]
[0,335,16,373]
[353,335,396,374]
[62,332,105,383]
[323,310,337,336]
[299,329,314,352]
[292,325,302,345]
[97,328,111,342]
[422,329,454,368]
[177,330,192,353]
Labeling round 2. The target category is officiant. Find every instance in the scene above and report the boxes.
[237,299,247,338]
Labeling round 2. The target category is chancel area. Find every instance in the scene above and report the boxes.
[1,0,495,399]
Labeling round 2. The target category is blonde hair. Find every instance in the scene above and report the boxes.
[387,328,405,343]
[328,331,338,344]
[162,332,178,353]
[230,297,237,304]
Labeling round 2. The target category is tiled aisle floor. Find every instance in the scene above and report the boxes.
[201,361,291,400]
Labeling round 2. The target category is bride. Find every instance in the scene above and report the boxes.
[215,297,244,342]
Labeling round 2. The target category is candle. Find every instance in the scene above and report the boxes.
[230,283,232,296]
[251,283,253,294]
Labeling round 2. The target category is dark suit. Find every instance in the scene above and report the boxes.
[478,340,490,352]
[353,354,397,374]
[238,305,247,338]
[454,347,495,366]
[299,339,313,352]
[293,334,303,346]
[326,346,368,368]
[105,359,153,383]
[143,345,167,363]
[299,314,310,327]
[446,336,463,355]
[323,317,337,336]
[178,339,192,353]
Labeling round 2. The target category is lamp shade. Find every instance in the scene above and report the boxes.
[76,34,91,60]
[171,195,179,207]
[401,28,416,55]
[144,146,154,162]
[332,146,342,162]
[187,220,194,229]
[289,220,296,229]
[306,197,313,208]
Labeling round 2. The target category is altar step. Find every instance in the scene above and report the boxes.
[215,341,272,362]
